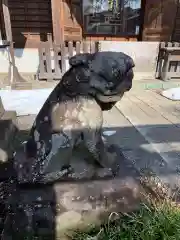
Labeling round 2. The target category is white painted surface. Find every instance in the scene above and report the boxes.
[0,48,39,73]
[0,48,76,73]
[0,88,54,116]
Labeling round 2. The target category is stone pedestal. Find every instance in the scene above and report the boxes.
[2,154,145,239]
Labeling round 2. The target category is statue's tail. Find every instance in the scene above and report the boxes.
[32,165,73,185]
[37,169,70,184]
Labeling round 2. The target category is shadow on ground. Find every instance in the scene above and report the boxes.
[0,121,180,239]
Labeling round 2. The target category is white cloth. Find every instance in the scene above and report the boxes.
[161,87,180,101]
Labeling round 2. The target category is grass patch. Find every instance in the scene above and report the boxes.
[72,201,180,240]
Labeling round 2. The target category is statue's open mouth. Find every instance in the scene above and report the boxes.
[96,92,124,103]
[96,80,132,103]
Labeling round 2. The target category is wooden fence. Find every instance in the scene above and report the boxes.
[38,41,100,80]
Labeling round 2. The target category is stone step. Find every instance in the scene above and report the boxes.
[0,110,17,163]
[0,97,5,118]
[0,110,17,182]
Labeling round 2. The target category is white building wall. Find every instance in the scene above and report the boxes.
[0,48,39,73]
[0,42,160,80]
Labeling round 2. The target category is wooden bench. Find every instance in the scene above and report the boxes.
[157,42,180,81]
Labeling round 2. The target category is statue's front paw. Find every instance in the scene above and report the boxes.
[106,143,118,153]
[95,167,113,178]
[60,164,74,178]
[61,164,73,172]
[102,146,118,168]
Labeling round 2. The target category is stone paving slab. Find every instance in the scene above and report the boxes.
[116,90,180,196]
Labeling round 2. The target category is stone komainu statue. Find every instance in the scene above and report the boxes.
[14,51,135,184]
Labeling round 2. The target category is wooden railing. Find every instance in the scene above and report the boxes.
[38,41,100,80]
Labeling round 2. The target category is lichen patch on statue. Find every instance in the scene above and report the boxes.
[14,51,135,184]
